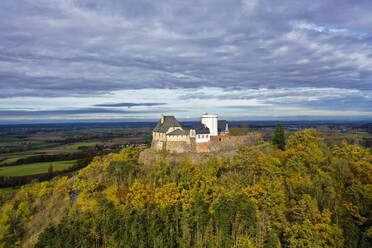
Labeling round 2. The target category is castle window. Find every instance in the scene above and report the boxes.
[198,135,200,139]
[202,135,204,138]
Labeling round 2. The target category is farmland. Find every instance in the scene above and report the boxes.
[0,160,77,176]
[0,121,371,188]
[0,123,153,186]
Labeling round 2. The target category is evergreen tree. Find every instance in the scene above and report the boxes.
[48,164,54,173]
[272,123,285,150]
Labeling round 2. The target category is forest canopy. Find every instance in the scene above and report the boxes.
[0,129,371,247]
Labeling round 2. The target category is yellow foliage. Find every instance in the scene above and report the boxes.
[180,188,194,211]
[16,201,31,220]
[237,237,255,248]
[37,182,51,199]
[313,209,344,247]
[242,184,264,206]
[0,204,12,227]
[352,161,372,184]
[343,201,367,225]
[332,141,370,162]
[127,182,153,209]
[76,191,97,213]
[154,183,181,208]
[106,185,120,206]
[112,153,125,162]
[53,176,70,199]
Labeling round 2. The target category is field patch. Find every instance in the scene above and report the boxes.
[60,142,101,150]
[0,160,77,176]
[0,156,31,165]
[0,136,22,143]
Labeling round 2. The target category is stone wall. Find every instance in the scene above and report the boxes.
[165,141,192,153]
[139,150,237,167]
[151,132,262,153]
[196,141,210,153]
[151,140,165,151]
[210,133,262,152]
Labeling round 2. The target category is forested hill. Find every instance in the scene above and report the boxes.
[1,129,372,247]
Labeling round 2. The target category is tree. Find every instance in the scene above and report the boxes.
[272,123,285,150]
[48,164,54,174]
[264,231,281,248]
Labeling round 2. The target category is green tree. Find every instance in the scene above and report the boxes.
[48,164,54,174]
[264,231,281,248]
[272,123,285,150]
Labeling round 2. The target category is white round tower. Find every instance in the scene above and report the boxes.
[201,114,218,136]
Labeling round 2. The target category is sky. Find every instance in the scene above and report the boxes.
[0,0,372,123]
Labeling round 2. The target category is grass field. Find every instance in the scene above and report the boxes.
[60,142,101,150]
[356,132,372,137]
[62,130,86,136]
[344,132,372,137]
[0,136,22,143]
[0,156,31,165]
[0,150,47,157]
[0,160,77,176]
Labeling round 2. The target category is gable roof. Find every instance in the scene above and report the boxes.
[218,120,228,132]
[167,129,186,136]
[153,116,182,133]
[192,123,210,134]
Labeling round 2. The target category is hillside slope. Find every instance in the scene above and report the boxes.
[0,129,371,247]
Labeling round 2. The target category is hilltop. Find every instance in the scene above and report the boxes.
[0,129,371,247]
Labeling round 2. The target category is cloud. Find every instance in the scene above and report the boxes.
[179,87,372,112]
[1,0,372,121]
[0,108,151,117]
[94,102,167,107]
[0,104,189,122]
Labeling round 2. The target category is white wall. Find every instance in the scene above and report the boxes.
[201,114,218,136]
[196,133,210,143]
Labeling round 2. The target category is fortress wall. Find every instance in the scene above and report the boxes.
[210,133,262,151]
[139,150,236,167]
[165,141,192,153]
[151,140,165,151]
[196,141,210,153]
[151,133,262,153]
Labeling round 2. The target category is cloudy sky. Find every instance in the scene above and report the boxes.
[1,0,372,123]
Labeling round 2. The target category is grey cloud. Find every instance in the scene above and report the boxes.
[0,108,151,117]
[0,107,188,118]
[266,96,372,112]
[0,0,372,98]
[180,87,372,112]
[94,102,167,107]
[0,0,372,122]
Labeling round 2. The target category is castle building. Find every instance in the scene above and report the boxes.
[191,123,211,143]
[152,115,190,151]
[151,114,229,153]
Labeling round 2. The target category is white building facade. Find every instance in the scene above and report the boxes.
[201,114,218,136]
[196,133,210,143]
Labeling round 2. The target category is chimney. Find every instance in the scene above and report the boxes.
[161,114,164,124]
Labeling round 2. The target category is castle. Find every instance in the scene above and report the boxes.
[151,114,229,153]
